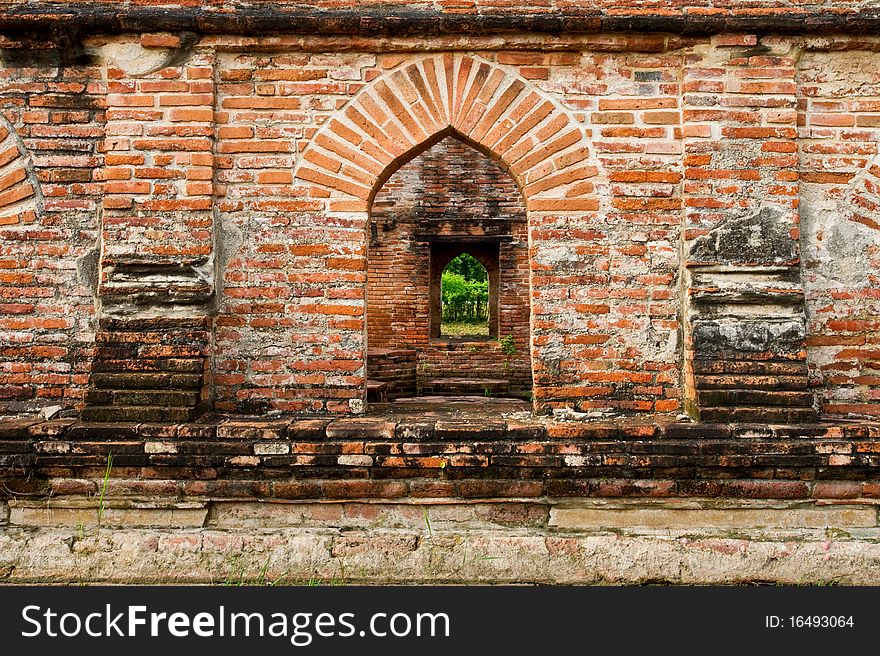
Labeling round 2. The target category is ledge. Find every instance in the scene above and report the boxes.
[2,3,880,38]
[2,410,880,500]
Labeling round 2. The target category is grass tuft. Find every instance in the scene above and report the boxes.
[97,452,113,525]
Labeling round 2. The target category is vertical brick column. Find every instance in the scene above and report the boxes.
[587,48,684,415]
[797,45,880,420]
[100,34,214,302]
[0,49,104,414]
[86,34,216,421]
[212,50,370,414]
[682,35,815,422]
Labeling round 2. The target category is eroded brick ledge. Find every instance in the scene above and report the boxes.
[4,410,880,584]
[5,2,880,37]
[2,413,880,501]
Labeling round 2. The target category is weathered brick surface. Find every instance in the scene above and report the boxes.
[213,50,378,414]
[681,40,813,422]
[3,414,880,500]
[100,39,216,307]
[0,50,102,413]
[0,21,874,422]
[797,47,880,419]
[10,496,880,584]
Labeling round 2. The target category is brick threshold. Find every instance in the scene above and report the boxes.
[1,413,880,501]
[2,411,878,441]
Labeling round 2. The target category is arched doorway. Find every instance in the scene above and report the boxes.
[292,53,603,414]
[366,135,532,401]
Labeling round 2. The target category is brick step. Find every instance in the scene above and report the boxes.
[692,361,808,376]
[89,372,203,390]
[699,406,818,423]
[85,389,199,407]
[91,358,205,374]
[694,375,809,390]
[421,378,510,396]
[697,389,814,407]
[98,316,210,331]
[93,344,207,358]
[367,348,417,360]
[367,379,388,402]
[80,405,196,422]
[95,330,211,345]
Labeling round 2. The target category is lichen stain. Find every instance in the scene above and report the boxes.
[689,206,797,266]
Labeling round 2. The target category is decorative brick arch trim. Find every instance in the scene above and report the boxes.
[849,155,880,231]
[294,53,598,211]
[0,114,41,226]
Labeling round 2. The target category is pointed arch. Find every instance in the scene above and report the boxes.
[293,53,603,412]
[293,53,598,212]
[0,113,42,226]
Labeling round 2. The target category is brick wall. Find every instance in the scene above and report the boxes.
[798,46,880,419]
[0,27,877,419]
[213,50,379,414]
[681,36,814,422]
[0,44,103,414]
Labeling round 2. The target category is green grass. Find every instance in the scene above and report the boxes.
[97,452,113,525]
[441,321,488,337]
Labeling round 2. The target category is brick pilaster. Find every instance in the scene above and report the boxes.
[88,34,216,421]
[682,35,815,422]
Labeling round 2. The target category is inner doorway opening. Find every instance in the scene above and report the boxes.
[365,135,532,403]
[440,253,490,338]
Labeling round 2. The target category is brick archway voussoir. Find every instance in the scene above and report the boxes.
[0,114,41,226]
[293,53,595,212]
[849,156,880,231]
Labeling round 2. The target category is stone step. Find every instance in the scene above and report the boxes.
[89,372,203,390]
[694,375,809,390]
[91,358,205,374]
[697,389,814,407]
[692,360,808,376]
[421,378,510,397]
[80,405,196,423]
[95,328,210,341]
[366,379,388,402]
[699,406,818,423]
[85,389,200,407]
